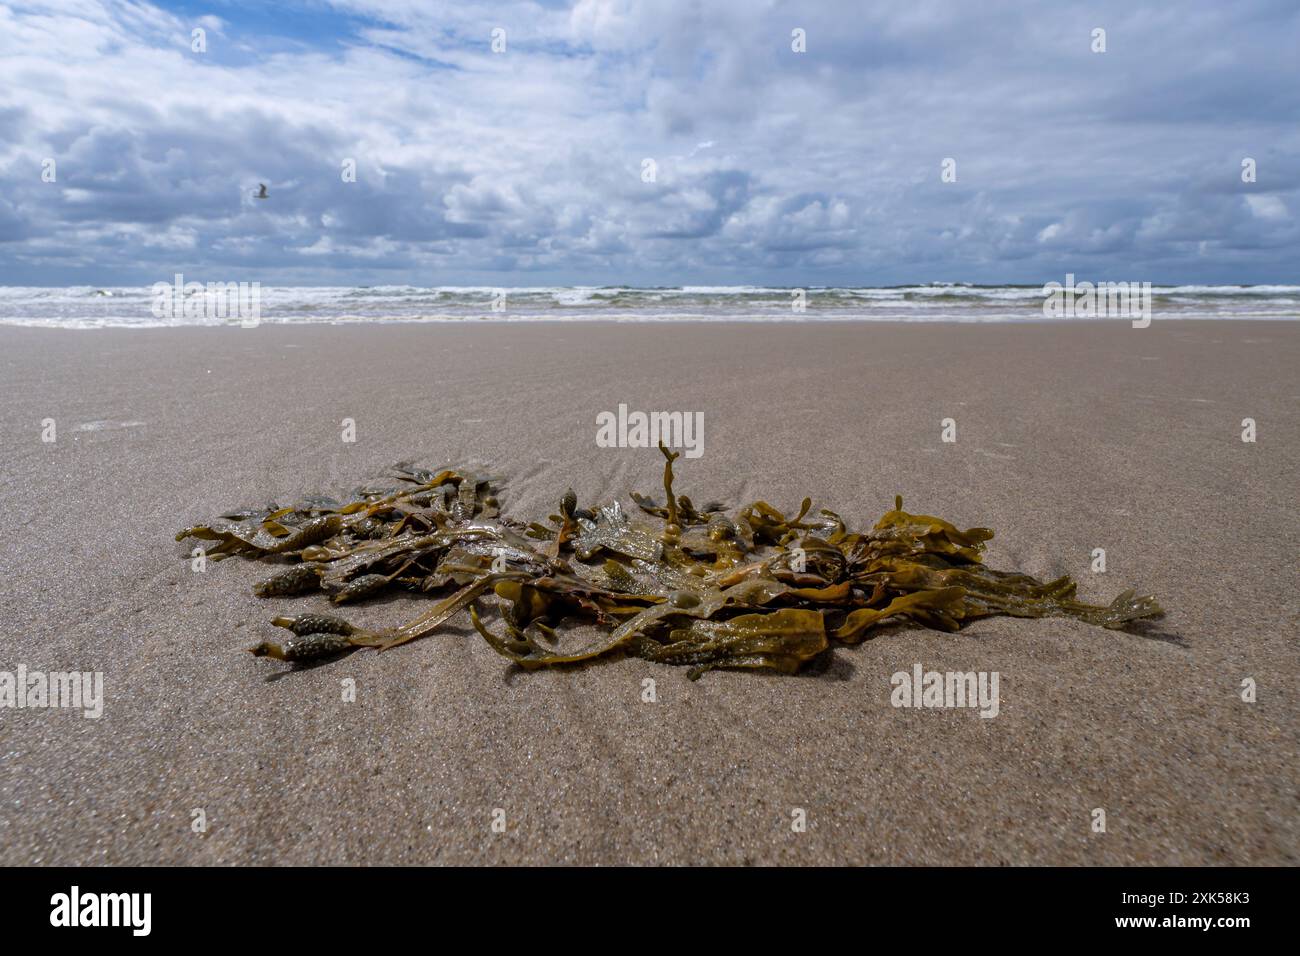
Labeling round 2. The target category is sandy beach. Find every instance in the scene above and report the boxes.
[0,318,1296,865]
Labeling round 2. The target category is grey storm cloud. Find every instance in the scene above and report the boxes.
[0,0,1296,286]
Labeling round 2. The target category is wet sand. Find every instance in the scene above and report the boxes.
[0,319,1296,865]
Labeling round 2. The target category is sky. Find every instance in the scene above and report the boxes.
[0,0,1296,287]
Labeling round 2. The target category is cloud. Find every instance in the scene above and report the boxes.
[1245,195,1288,221]
[0,0,1297,285]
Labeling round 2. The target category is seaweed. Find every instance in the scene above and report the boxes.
[177,445,1164,679]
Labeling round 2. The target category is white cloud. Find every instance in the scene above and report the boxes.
[0,0,1297,285]
[1244,195,1287,221]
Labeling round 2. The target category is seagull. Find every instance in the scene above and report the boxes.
[255,183,268,200]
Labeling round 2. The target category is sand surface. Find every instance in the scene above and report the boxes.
[0,319,1296,865]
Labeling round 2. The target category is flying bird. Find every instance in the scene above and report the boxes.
[255,183,268,199]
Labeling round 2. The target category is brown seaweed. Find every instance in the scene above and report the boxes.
[177,448,1163,678]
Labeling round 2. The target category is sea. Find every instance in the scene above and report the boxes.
[0,284,1296,328]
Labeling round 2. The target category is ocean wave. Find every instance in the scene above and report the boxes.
[0,284,1295,328]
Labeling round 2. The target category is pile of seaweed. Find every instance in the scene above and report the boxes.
[176,446,1163,679]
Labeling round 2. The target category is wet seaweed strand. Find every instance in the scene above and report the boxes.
[176,447,1163,679]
